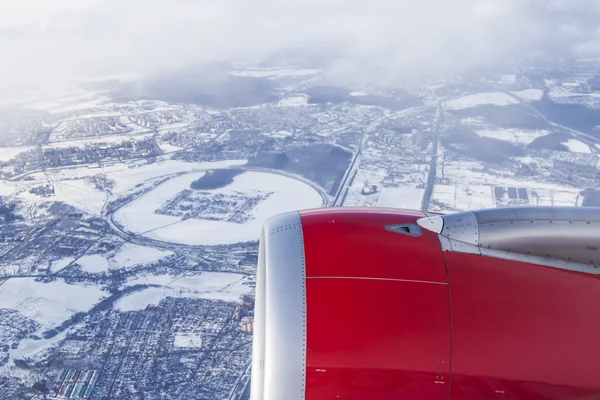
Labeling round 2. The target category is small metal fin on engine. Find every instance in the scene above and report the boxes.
[416,215,444,234]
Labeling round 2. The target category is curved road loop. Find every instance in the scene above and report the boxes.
[101,166,329,251]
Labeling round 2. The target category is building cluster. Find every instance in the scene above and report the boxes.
[50,117,130,141]
[42,140,159,168]
[0,139,161,179]
[6,296,254,399]
[157,190,271,224]
[235,295,256,334]
[0,210,107,277]
[170,102,385,161]
[51,369,98,399]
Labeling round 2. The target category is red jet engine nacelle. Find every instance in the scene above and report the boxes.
[250,207,600,400]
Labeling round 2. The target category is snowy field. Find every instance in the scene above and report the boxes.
[174,333,203,348]
[510,89,544,102]
[77,244,172,273]
[0,278,106,329]
[157,141,184,153]
[112,243,172,268]
[433,160,584,211]
[262,130,293,139]
[432,184,495,211]
[116,272,252,311]
[49,257,76,273]
[277,95,309,107]
[55,180,107,215]
[11,329,71,361]
[113,170,324,245]
[376,187,424,209]
[0,181,16,196]
[446,92,519,109]
[0,146,34,162]
[475,128,550,145]
[15,178,107,216]
[77,255,110,273]
[16,159,248,217]
[543,80,600,107]
[561,139,592,153]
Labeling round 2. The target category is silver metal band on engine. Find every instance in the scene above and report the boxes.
[417,206,600,274]
[251,211,307,400]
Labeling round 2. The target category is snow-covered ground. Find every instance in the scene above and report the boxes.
[499,75,516,84]
[550,91,600,99]
[16,178,107,216]
[116,272,252,311]
[55,180,107,215]
[0,181,16,196]
[126,274,177,286]
[262,130,293,138]
[49,257,76,273]
[432,184,495,211]
[11,329,70,361]
[157,142,184,153]
[432,160,584,211]
[475,128,550,145]
[545,80,583,98]
[446,92,519,109]
[174,333,203,348]
[561,139,592,153]
[112,243,173,268]
[0,278,106,329]
[0,146,34,162]
[510,89,544,102]
[277,95,309,107]
[113,170,324,245]
[543,80,600,107]
[77,254,110,273]
[100,159,247,194]
[17,160,248,217]
[77,244,172,273]
[376,187,424,209]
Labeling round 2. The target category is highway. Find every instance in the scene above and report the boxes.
[332,105,428,206]
[421,102,444,212]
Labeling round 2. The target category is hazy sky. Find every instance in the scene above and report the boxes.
[2,0,600,97]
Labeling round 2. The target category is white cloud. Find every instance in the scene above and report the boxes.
[1,0,600,98]
[0,0,98,29]
[559,24,582,36]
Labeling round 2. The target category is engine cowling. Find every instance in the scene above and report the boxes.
[251,207,600,400]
